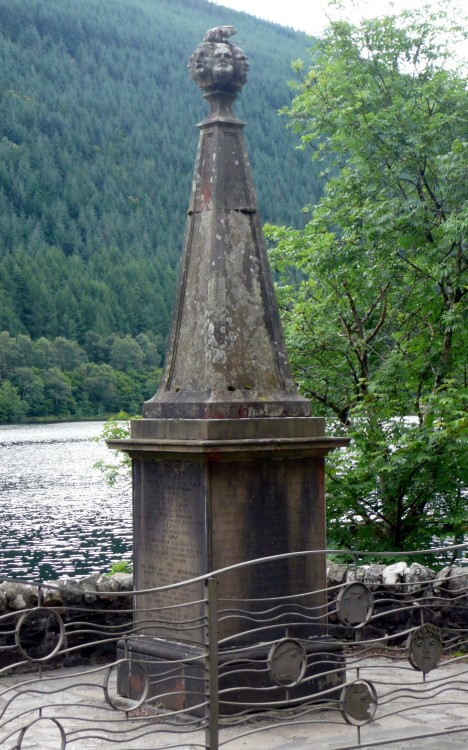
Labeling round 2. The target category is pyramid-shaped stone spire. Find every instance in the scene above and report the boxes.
[143,28,310,419]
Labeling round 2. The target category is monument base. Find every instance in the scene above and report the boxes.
[108,417,350,715]
[107,417,349,644]
[117,636,345,716]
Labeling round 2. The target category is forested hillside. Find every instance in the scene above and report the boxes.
[0,0,322,421]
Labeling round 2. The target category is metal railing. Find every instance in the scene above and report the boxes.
[1,544,467,749]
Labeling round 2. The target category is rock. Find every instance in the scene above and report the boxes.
[345,566,367,583]
[58,578,83,604]
[446,566,468,598]
[0,582,18,598]
[82,574,100,585]
[327,564,348,587]
[10,594,27,610]
[41,587,64,607]
[382,562,408,588]
[405,563,435,595]
[111,573,133,591]
[81,574,99,604]
[95,574,121,602]
[432,566,451,596]
[24,584,38,608]
[0,582,37,609]
[364,564,386,591]
[96,574,119,591]
[0,590,7,612]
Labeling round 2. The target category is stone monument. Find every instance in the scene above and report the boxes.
[109,26,348,712]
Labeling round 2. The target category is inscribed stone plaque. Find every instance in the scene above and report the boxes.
[133,459,207,641]
[131,453,328,644]
[210,456,328,640]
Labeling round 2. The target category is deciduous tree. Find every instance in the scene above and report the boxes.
[267,8,468,555]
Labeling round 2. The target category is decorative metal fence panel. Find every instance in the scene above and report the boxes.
[1,545,468,749]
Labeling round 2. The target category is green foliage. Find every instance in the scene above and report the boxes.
[267,7,468,554]
[0,0,325,424]
[93,411,134,486]
[0,330,162,421]
[0,0,322,349]
[106,560,132,576]
[0,380,26,422]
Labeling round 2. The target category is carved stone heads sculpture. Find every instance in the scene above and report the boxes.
[188,27,249,94]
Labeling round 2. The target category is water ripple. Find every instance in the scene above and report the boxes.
[0,421,132,581]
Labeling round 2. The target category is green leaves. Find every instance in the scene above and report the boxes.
[269,6,468,555]
[92,411,135,487]
[0,329,163,422]
[0,0,323,346]
[324,385,467,556]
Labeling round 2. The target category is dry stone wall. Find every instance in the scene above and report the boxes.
[0,563,467,670]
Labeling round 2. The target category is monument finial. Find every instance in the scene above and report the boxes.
[188,27,249,94]
[144,27,310,419]
[203,25,236,42]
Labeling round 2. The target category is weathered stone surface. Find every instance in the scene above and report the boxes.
[364,564,386,591]
[10,594,27,610]
[433,566,452,595]
[109,28,347,714]
[81,574,99,604]
[446,566,468,597]
[142,30,310,421]
[382,562,408,588]
[0,574,133,616]
[107,26,349,654]
[0,564,465,641]
[41,586,63,608]
[95,575,121,601]
[405,563,435,595]
[132,417,325,441]
[345,566,367,583]
[327,563,348,586]
[132,454,328,642]
[58,578,87,604]
[0,582,37,609]
[60,572,133,603]
[188,26,248,94]
[111,573,133,592]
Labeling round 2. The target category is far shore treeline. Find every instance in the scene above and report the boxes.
[0,0,324,423]
[0,330,162,421]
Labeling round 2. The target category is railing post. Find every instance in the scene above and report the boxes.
[205,577,219,750]
[37,583,43,687]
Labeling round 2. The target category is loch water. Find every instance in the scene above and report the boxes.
[0,421,132,582]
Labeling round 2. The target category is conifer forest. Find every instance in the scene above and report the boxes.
[0,0,322,421]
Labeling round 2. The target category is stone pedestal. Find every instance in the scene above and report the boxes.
[111,417,346,643]
[109,417,347,712]
[117,636,345,716]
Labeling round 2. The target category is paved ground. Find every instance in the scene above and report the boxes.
[1,659,468,749]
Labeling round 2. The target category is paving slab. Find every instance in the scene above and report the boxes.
[1,660,468,749]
